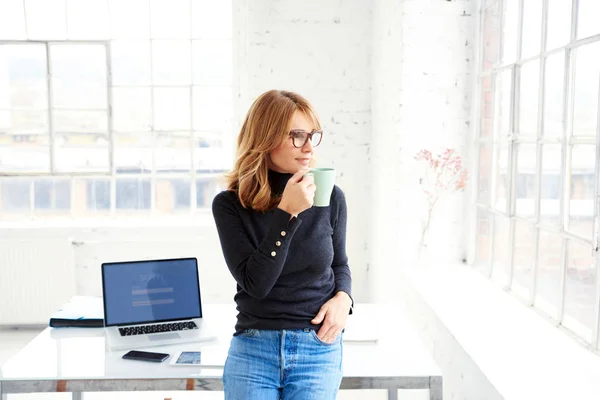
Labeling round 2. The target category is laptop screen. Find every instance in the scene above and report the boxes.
[102,258,202,327]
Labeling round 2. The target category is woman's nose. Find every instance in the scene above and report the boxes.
[302,137,313,152]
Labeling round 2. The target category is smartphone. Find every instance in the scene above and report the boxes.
[122,350,170,363]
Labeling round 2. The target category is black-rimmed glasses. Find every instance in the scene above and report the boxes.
[289,129,323,148]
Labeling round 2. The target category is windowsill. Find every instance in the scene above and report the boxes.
[402,263,600,400]
[0,212,216,230]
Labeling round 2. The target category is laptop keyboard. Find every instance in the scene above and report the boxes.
[119,321,198,336]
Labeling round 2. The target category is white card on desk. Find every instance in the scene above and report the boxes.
[342,312,380,343]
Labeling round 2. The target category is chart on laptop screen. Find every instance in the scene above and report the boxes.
[102,258,201,326]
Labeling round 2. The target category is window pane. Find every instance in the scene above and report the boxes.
[512,221,535,299]
[521,0,542,59]
[492,143,509,213]
[54,110,108,134]
[112,88,152,132]
[546,0,571,50]
[25,0,67,40]
[196,176,225,208]
[515,144,537,218]
[494,69,512,138]
[475,207,492,271]
[572,42,600,137]
[534,230,562,319]
[577,0,600,39]
[191,0,232,39]
[154,88,190,131]
[491,214,510,284]
[192,87,232,131]
[155,133,191,172]
[0,178,30,212]
[51,44,107,109]
[0,136,50,173]
[479,76,494,139]
[66,0,109,40]
[0,110,48,134]
[192,40,232,86]
[34,178,70,210]
[155,178,190,212]
[0,0,27,40]
[478,143,493,206]
[563,240,596,342]
[109,0,150,39]
[110,40,152,86]
[194,132,230,170]
[0,45,49,142]
[150,0,190,39]
[152,41,191,85]
[568,145,595,240]
[0,44,48,109]
[543,52,565,138]
[518,60,539,136]
[83,178,110,211]
[501,0,519,64]
[114,133,152,173]
[54,133,109,173]
[540,145,561,227]
[481,2,501,71]
[116,178,151,209]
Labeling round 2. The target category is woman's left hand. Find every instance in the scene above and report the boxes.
[311,291,352,343]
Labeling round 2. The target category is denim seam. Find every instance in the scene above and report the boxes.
[279,330,285,386]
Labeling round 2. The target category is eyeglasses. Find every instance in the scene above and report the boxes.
[289,129,323,148]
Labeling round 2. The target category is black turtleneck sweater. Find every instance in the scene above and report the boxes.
[211,170,352,334]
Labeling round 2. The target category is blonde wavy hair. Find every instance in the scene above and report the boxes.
[226,90,321,211]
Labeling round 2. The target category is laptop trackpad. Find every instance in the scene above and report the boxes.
[149,333,180,341]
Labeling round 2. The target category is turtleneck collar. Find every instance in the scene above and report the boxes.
[268,169,293,196]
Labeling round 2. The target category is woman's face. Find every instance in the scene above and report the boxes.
[268,111,315,174]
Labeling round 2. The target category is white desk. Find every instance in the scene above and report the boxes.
[0,304,442,400]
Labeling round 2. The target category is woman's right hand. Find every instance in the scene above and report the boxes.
[277,169,315,217]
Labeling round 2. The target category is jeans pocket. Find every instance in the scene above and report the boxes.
[309,329,339,346]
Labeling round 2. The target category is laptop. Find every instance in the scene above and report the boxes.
[101,257,216,351]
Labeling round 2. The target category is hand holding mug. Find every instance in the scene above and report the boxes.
[278,169,315,216]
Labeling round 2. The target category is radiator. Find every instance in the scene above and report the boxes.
[0,239,76,325]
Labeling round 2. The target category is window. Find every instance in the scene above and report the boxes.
[474,0,600,349]
[0,0,232,217]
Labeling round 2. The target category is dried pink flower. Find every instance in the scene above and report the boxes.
[414,148,468,248]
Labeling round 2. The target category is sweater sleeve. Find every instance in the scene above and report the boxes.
[331,186,353,308]
[212,191,302,299]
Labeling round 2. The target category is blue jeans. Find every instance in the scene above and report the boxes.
[223,328,343,400]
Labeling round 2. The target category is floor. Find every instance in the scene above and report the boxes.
[0,328,429,399]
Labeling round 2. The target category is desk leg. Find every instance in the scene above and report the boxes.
[387,388,398,400]
[72,392,83,400]
[429,376,443,400]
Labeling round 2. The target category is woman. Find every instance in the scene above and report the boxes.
[212,89,353,400]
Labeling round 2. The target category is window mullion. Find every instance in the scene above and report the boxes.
[46,42,55,174]
[106,42,114,176]
[530,0,549,305]
[189,2,196,212]
[592,51,600,349]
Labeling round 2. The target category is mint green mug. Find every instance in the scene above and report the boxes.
[305,168,336,207]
